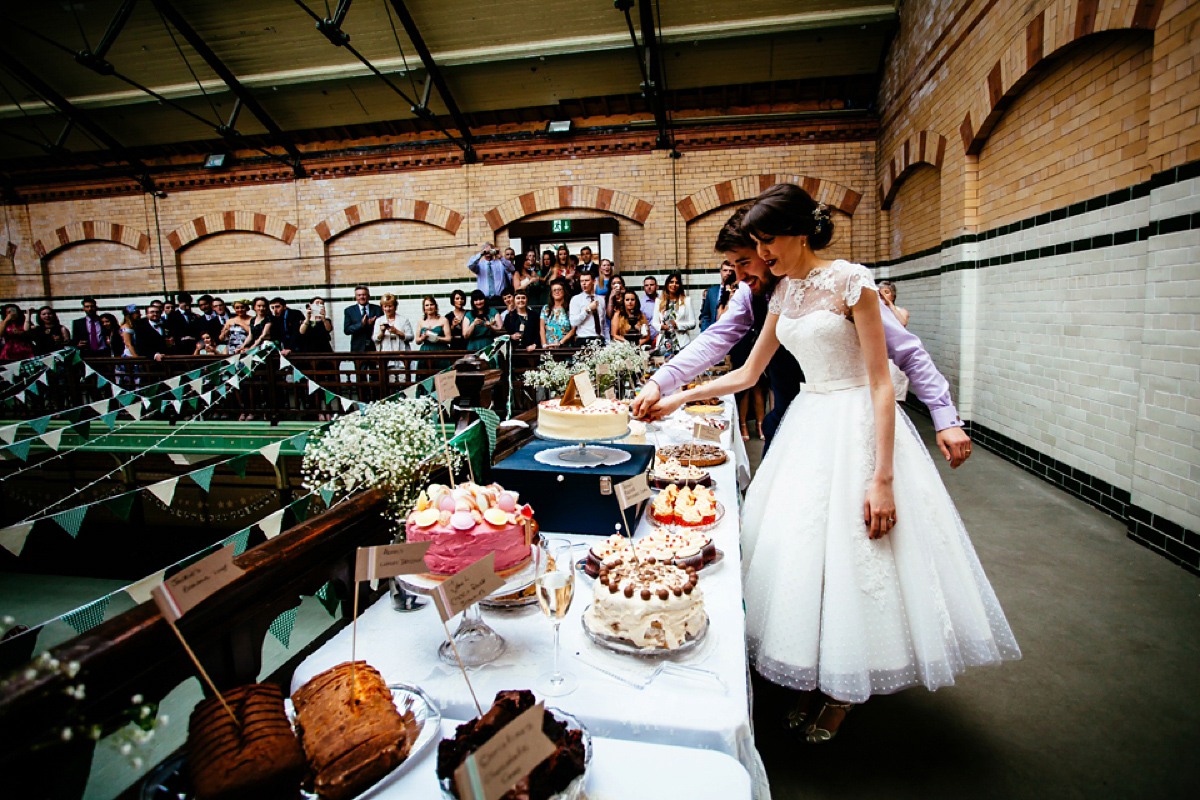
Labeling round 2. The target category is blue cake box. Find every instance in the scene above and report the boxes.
[491,440,655,536]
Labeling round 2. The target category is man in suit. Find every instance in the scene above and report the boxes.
[698,261,736,332]
[134,301,169,361]
[165,291,200,354]
[269,297,304,354]
[343,286,381,352]
[72,297,106,354]
[195,294,225,341]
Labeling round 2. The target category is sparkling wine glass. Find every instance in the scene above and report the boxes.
[535,538,578,696]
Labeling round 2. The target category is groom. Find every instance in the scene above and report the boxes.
[632,208,973,468]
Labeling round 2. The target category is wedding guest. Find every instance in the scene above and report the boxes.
[343,286,381,352]
[612,291,654,347]
[373,293,414,381]
[134,301,170,361]
[195,294,224,341]
[72,297,106,353]
[116,306,140,388]
[98,313,123,357]
[212,298,230,326]
[569,272,607,346]
[540,279,575,348]
[446,289,469,350]
[495,287,516,325]
[555,245,579,293]
[640,276,660,340]
[605,275,628,321]
[247,297,274,349]
[513,252,547,309]
[165,291,199,354]
[299,297,335,419]
[269,297,305,354]
[652,271,696,358]
[31,306,70,355]
[467,243,514,305]
[193,331,221,356]
[1,305,33,362]
[503,289,538,351]
[878,281,909,327]
[465,289,499,352]
[578,245,599,277]
[415,295,450,372]
[220,299,253,354]
[699,261,736,332]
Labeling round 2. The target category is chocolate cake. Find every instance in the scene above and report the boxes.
[186,682,306,800]
[291,661,413,800]
[437,690,586,800]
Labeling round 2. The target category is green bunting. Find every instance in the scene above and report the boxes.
[103,493,137,521]
[268,605,299,648]
[190,464,217,492]
[474,407,500,454]
[290,431,309,454]
[62,596,110,634]
[53,506,88,538]
[28,416,51,435]
[290,495,312,523]
[7,439,31,461]
[225,528,252,556]
[99,411,118,430]
[228,454,249,479]
[315,582,340,617]
[319,484,336,507]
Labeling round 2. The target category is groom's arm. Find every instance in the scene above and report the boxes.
[649,283,754,396]
[879,304,961,430]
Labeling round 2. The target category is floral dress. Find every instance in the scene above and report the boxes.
[541,306,572,345]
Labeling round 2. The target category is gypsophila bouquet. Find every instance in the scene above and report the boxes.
[301,398,461,530]
[523,341,650,396]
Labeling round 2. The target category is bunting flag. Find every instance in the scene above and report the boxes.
[170,386,184,401]
[148,477,179,506]
[258,507,286,540]
[99,411,119,430]
[259,441,282,465]
[190,464,216,492]
[290,495,312,523]
[53,506,88,538]
[28,416,51,435]
[7,439,31,461]
[103,492,137,521]
[89,400,109,416]
[116,391,133,407]
[125,570,166,604]
[340,396,356,412]
[165,376,181,390]
[319,484,336,507]
[0,522,34,556]
[40,429,63,451]
[0,424,17,445]
[225,528,252,556]
[111,381,123,398]
[188,378,204,395]
[228,454,249,479]
[315,581,340,617]
[268,605,298,648]
[474,406,501,455]
[75,420,90,440]
[62,596,110,634]
[308,379,321,395]
[171,400,182,414]
[323,389,336,404]
[40,354,57,369]
[289,431,309,454]
[126,402,143,421]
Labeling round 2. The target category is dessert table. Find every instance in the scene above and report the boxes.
[366,718,753,799]
[291,399,770,799]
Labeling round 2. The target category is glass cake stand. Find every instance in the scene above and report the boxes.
[396,554,537,667]
[534,427,632,466]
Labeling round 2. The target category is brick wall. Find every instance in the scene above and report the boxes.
[878,0,1200,575]
[887,164,942,257]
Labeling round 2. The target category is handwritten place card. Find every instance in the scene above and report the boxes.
[435,371,460,403]
[693,422,723,443]
[604,388,617,401]
[614,473,652,509]
[152,544,242,622]
[595,363,611,376]
[573,371,597,407]
[432,553,506,620]
[455,703,557,800]
[354,541,432,582]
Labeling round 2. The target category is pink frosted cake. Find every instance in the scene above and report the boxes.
[405,483,536,576]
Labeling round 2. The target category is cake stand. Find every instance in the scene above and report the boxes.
[396,554,537,666]
[533,427,632,467]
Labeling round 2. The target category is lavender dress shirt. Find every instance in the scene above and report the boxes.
[467,254,515,296]
[640,294,660,339]
[649,282,962,431]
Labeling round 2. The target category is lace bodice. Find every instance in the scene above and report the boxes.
[768,260,877,385]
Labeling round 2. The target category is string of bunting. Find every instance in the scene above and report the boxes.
[0,347,76,386]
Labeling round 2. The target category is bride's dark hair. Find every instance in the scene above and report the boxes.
[742,184,834,250]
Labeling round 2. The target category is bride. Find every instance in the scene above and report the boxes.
[654,184,1020,742]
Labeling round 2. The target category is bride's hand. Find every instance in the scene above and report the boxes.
[863,479,896,539]
[648,391,687,421]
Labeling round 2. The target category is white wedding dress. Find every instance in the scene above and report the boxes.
[741,260,1020,704]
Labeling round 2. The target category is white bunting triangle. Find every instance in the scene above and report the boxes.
[340,396,355,412]
[36,371,49,385]
[148,477,179,506]
[165,376,181,389]
[41,355,56,368]
[189,378,203,395]
[40,429,63,451]
[201,391,212,405]
[82,363,95,377]
[90,400,108,415]
[231,375,242,389]
[111,382,123,397]
[126,402,142,420]
[0,522,34,556]
[15,390,25,404]
[0,424,17,445]
[171,399,182,414]
[259,508,286,540]
[124,569,166,605]
[259,441,282,464]
[307,379,321,395]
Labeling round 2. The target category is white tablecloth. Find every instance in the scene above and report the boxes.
[292,401,770,799]
[363,718,752,799]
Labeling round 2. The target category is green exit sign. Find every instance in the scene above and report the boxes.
[552,219,572,233]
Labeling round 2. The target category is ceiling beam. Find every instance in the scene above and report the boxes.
[0,50,156,193]
[75,0,139,74]
[150,0,307,178]
[0,6,896,118]
[386,0,476,163]
[636,0,672,151]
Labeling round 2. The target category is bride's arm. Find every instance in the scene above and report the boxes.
[648,313,781,419]
[853,291,897,539]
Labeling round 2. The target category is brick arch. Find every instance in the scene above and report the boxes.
[958,0,1161,155]
[32,220,150,259]
[313,197,464,242]
[166,210,297,251]
[484,186,653,232]
[879,131,947,210]
[676,174,862,224]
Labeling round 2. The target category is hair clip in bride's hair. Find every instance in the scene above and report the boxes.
[812,202,829,234]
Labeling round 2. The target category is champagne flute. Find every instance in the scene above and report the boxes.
[535,538,578,696]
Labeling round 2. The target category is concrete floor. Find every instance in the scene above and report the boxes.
[744,414,1200,799]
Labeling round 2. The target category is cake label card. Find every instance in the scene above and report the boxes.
[151,544,242,622]
[693,422,723,443]
[355,541,432,582]
[456,702,557,800]
[595,363,611,376]
[432,552,506,620]
[604,388,617,401]
[614,473,652,509]
[435,371,460,403]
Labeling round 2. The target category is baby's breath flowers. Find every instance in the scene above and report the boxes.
[523,341,649,396]
[301,398,461,531]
